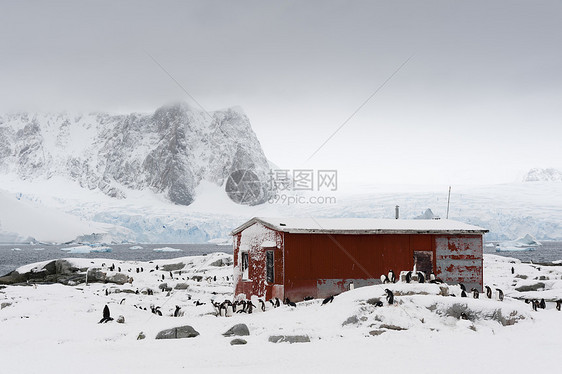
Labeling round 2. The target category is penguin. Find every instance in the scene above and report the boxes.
[136,268,139,273]
[304,296,314,301]
[485,286,492,299]
[105,289,109,296]
[388,270,396,283]
[268,299,275,307]
[380,274,390,284]
[322,295,334,305]
[539,299,546,309]
[429,271,436,281]
[470,288,479,299]
[385,289,394,305]
[532,300,539,311]
[174,305,181,317]
[418,272,425,283]
[259,299,266,312]
[460,312,469,320]
[213,275,217,282]
[98,305,113,323]
[246,301,256,314]
[461,290,467,298]
[275,298,281,308]
[459,283,466,292]
[285,298,297,307]
[556,300,561,311]
[511,267,514,274]
[120,298,126,305]
[156,265,159,270]
[374,300,384,307]
[496,288,504,301]
[161,274,165,281]
[169,271,173,279]
[118,267,121,272]
[405,271,412,283]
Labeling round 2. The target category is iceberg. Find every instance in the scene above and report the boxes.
[496,234,541,252]
[61,245,112,254]
[153,247,182,252]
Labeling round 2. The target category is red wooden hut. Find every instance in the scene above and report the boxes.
[230,217,488,302]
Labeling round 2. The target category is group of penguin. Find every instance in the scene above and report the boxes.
[211,297,295,316]
[381,269,444,285]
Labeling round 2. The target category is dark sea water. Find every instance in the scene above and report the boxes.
[0,243,233,277]
[483,241,562,264]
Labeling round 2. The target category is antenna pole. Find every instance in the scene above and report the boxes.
[446,186,451,219]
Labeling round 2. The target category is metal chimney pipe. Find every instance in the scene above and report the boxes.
[395,205,399,219]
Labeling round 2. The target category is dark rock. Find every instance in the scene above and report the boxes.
[223,323,250,337]
[380,324,407,331]
[515,282,545,292]
[366,297,382,305]
[209,258,233,267]
[368,330,386,336]
[174,283,189,290]
[1,302,12,309]
[342,315,359,326]
[230,338,247,345]
[158,283,168,290]
[156,325,199,339]
[160,263,185,272]
[268,335,310,343]
[116,315,125,324]
[137,332,146,340]
[514,274,528,279]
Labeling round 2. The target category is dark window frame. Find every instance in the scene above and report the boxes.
[266,250,274,283]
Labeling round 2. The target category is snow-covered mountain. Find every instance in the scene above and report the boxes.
[523,168,562,182]
[0,103,271,205]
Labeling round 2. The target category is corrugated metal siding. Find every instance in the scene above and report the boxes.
[283,233,436,301]
[435,235,483,291]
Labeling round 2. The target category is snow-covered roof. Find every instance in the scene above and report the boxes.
[231,217,488,235]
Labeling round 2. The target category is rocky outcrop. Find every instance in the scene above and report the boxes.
[223,324,250,337]
[0,259,132,285]
[268,335,310,343]
[155,325,200,339]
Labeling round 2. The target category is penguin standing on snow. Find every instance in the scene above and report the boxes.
[98,305,113,323]
[539,299,546,309]
[496,288,504,301]
[259,299,266,312]
[381,274,390,284]
[385,289,394,305]
[388,270,396,283]
[429,271,436,281]
[417,272,425,283]
[174,305,181,317]
[471,288,479,299]
[556,300,561,311]
[485,286,492,299]
[511,267,514,274]
[405,271,412,283]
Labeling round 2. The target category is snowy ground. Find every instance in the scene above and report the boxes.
[1,253,561,373]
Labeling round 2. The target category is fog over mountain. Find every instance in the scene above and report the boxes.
[0,103,271,206]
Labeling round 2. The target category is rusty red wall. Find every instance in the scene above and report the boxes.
[283,233,434,301]
[233,223,284,300]
[435,234,483,291]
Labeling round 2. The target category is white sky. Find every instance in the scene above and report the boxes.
[1,1,561,187]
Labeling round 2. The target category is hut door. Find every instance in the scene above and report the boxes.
[414,251,433,275]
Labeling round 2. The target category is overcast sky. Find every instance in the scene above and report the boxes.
[1,1,561,188]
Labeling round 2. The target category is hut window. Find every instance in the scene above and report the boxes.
[266,250,274,283]
[241,252,249,279]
